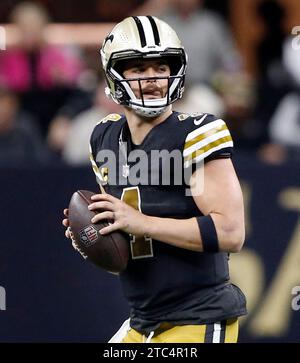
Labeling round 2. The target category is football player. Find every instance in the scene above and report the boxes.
[63,16,247,343]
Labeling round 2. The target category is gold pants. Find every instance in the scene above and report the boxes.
[122,318,239,343]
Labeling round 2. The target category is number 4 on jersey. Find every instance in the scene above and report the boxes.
[121,187,154,259]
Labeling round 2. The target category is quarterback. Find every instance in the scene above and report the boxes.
[63,16,247,343]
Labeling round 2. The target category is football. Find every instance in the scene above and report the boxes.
[68,190,129,273]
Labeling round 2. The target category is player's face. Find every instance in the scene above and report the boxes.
[122,59,171,100]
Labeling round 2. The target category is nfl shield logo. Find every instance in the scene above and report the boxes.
[79,225,98,247]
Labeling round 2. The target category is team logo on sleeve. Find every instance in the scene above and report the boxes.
[97,114,122,124]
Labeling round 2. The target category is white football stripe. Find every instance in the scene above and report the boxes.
[185,119,225,142]
[184,141,233,168]
[183,129,231,157]
[212,322,221,343]
[138,16,155,47]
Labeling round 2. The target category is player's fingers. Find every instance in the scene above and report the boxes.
[91,211,114,224]
[90,193,106,201]
[88,201,113,212]
[99,222,120,235]
[63,208,69,217]
[62,218,69,227]
[91,193,116,202]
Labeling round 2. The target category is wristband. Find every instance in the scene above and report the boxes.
[196,215,219,252]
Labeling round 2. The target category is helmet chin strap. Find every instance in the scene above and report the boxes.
[131,103,168,118]
[118,78,171,117]
[105,84,169,117]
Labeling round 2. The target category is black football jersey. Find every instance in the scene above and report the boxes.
[90,111,247,334]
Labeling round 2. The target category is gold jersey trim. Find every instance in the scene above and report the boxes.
[96,113,122,125]
[184,124,228,150]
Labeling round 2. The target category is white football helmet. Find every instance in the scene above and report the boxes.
[101,16,187,117]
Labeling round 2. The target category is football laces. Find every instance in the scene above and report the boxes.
[68,227,88,259]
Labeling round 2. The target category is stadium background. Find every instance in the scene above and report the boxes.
[0,0,299,342]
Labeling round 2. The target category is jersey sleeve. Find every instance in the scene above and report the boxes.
[89,113,122,185]
[183,116,233,169]
[89,125,105,186]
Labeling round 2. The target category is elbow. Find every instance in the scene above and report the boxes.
[227,234,245,253]
[219,224,245,253]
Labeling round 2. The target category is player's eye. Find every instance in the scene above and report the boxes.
[156,63,169,74]
[131,66,145,74]
[159,65,167,72]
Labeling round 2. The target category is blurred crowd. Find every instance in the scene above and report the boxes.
[0,0,299,168]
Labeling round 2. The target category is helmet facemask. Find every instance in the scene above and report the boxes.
[103,51,186,117]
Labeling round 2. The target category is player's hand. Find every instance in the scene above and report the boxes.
[62,208,71,238]
[88,193,149,236]
[62,208,88,258]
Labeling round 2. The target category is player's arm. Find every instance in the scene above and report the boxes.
[142,158,245,252]
[89,158,245,253]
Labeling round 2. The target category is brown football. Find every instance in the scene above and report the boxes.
[68,190,129,273]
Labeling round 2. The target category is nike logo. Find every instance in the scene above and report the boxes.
[194,114,207,126]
